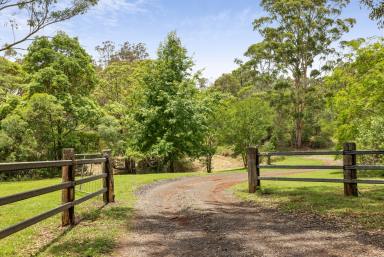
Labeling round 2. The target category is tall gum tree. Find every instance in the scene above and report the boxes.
[251,0,355,148]
[361,0,384,27]
[0,0,98,52]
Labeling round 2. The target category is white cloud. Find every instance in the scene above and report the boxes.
[94,0,148,13]
[85,0,155,27]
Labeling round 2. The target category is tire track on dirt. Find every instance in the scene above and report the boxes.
[113,170,384,257]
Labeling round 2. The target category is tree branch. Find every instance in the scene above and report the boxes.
[0,0,35,11]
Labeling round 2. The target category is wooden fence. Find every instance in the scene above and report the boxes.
[0,148,115,240]
[247,142,384,196]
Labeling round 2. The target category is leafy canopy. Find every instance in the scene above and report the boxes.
[0,32,100,161]
[326,39,384,150]
[249,0,354,148]
[133,32,208,171]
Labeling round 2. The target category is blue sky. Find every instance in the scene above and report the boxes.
[1,0,383,81]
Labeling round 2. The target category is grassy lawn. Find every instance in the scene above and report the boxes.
[233,156,384,230]
[0,171,204,257]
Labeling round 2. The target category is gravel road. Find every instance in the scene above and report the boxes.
[113,171,384,257]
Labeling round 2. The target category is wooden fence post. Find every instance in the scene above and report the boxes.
[62,148,75,226]
[343,142,358,197]
[247,147,260,193]
[103,149,115,203]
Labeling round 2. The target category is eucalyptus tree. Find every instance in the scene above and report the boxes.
[0,0,98,52]
[251,0,355,148]
[361,0,384,27]
[95,41,149,68]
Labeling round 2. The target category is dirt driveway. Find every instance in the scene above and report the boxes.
[114,171,384,257]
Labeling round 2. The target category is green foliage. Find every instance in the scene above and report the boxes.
[133,32,208,171]
[24,32,97,96]
[95,59,152,155]
[361,0,384,27]
[212,73,241,96]
[326,40,384,152]
[198,90,227,172]
[219,96,273,166]
[251,0,355,148]
[0,57,25,101]
[0,32,101,162]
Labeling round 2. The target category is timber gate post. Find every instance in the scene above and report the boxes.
[62,148,75,226]
[343,142,358,196]
[103,149,115,203]
[247,147,260,193]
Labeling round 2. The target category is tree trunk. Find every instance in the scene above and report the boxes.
[295,117,303,149]
[57,126,63,160]
[293,74,305,149]
[206,154,212,173]
[242,153,247,168]
[124,158,136,174]
[169,159,175,173]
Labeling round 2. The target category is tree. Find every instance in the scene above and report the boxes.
[0,0,98,52]
[251,0,355,148]
[0,57,25,102]
[133,32,207,172]
[95,41,116,68]
[198,90,225,173]
[95,41,149,68]
[95,60,151,106]
[112,42,149,63]
[94,59,152,155]
[220,96,273,167]
[4,32,101,160]
[361,0,384,27]
[213,73,241,96]
[325,39,384,151]
[0,112,36,161]
[265,80,294,148]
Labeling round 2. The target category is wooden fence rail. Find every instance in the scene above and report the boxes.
[247,142,384,196]
[0,148,114,240]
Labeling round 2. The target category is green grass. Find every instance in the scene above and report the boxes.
[271,156,325,165]
[0,171,203,257]
[233,156,384,230]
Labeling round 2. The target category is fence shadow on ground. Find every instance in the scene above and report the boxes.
[30,205,134,257]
